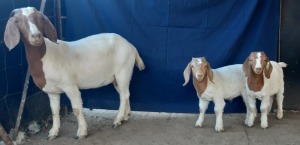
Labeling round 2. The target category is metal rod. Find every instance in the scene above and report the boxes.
[278,0,282,62]
[12,0,47,140]
[0,123,13,145]
[56,0,63,39]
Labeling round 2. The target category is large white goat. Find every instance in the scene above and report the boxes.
[183,57,248,132]
[4,7,145,139]
[242,52,286,129]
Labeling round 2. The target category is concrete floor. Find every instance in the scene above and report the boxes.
[22,109,300,145]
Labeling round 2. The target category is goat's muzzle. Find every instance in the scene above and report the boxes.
[254,68,263,74]
[28,32,43,46]
[196,74,204,81]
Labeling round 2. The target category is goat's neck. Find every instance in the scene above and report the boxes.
[23,40,47,89]
[193,75,208,97]
[247,69,264,92]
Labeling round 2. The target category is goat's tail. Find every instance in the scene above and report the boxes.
[132,46,145,71]
[278,62,287,68]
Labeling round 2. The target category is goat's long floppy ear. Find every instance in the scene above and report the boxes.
[242,57,250,77]
[264,61,273,79]
[42,13,57,43]
[207,63,214,83]
[183,62,192,86]
[4,17,20,50]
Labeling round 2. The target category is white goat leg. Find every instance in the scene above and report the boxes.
[276,92,284,119]
[195,98,209,128]
[113,89,129,127]
[48,93,61,140]
[113,81,131,122]
[124,99,131,121]
[64,87,87,139]
[241,93,250,125]
[268,96,274,115]
[214,98,225,132]
[246,97,257,127]
[260,96,270,129]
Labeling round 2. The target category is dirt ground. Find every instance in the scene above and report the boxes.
[21,109,300,145]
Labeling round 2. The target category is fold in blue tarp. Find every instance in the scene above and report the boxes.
[61,0,279,113]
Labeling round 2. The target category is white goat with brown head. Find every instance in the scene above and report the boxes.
[183,57,248,132]
[242,52,286,129]
[4,7,145,139]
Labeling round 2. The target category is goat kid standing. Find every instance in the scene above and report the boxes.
[4,7,145,139]
[242,52,286,129]
[183,57,248,132]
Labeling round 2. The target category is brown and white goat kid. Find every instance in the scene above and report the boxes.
[4,7,145,139]
[183,57,248,132]
[242,52,286,129]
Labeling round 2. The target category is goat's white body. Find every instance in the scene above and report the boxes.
[41,33,144,138]
[42,33,137,92]
[244,61,286,128]
[195,64,247,132]
[203,64,246,100]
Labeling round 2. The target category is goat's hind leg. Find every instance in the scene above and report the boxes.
[113,79,131,122]
[48,93,61,140]
[64,87,88,139]
[113,68,133,128]
[276,92,284,119]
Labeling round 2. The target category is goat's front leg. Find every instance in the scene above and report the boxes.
[195,98,209,128]
[214,98,225,132]
[245,96,257,127]
[260,96,270,129]
[241,93,250,125]
[48,93,61,140]
[64,87,87,139]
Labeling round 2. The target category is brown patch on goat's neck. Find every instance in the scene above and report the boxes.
[23,37,46,89]
[247,67,264,92]
[193,74,208,97]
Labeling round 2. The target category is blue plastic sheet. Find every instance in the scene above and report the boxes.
[61,0,279,113]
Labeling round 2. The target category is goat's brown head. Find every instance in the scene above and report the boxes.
[4,7,57,50]
[243,52,273,79]
[183,57,214,86]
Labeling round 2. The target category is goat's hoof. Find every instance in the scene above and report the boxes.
[277,113,283,119]
[47,135,57,140]
[245,121,254,127]
[195,124,202,128]
[215,126,224,133]
[74,135,87,140]
[261,124,268,129]
[245,123,253,128]
[112,123,121,128]
[123,116,130,122]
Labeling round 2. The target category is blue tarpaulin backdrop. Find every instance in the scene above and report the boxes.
[61,0,279,113]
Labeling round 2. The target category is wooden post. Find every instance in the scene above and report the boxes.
[0,123,13,145]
